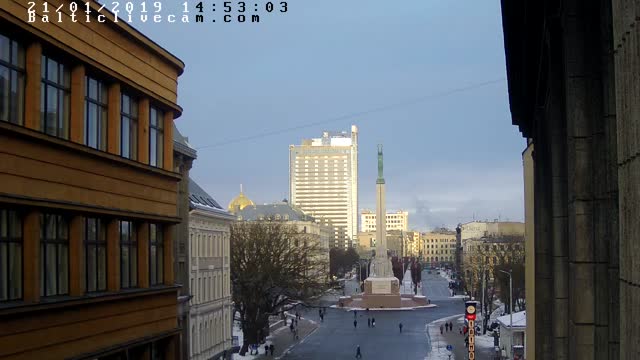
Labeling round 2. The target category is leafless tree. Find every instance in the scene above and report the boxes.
[231,221,328,355]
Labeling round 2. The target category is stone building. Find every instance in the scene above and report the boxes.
[188,179,235,360]
[500,1,636,358]
[0,1,185,357]
[421,230,457,266]
[360,210,409,232]
[174,125,197,359]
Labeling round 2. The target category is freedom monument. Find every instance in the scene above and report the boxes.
[338,145,428,309]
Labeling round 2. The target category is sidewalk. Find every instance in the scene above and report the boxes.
[427,315,497,360]
[251,313,318,359]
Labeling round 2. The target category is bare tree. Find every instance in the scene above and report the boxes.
[231,221,328,355]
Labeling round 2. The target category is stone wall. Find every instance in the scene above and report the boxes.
[612,0,639,357]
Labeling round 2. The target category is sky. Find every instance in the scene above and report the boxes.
[132,0,526,231]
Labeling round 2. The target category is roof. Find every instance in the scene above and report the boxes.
[236,202,316,222]
[173,125,197,159]
[227,187,255,213]
[497,310,526,328]
[90,0,184,74]
[188,178,222,210]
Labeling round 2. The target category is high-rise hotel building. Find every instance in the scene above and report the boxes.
[289,126,358,248]
[0,1,185,358]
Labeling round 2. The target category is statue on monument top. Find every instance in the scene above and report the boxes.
[377,144,385,184]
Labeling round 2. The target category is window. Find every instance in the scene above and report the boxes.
[41,56,70,138]
[120,220,137,289]
[0,209,22,301]
[149,106,164,167]
[85,218,107,292]
[120,93,138,160]
[149,224,163,285]
[40,214,69,296]
[0,34,25,125]
[84,76,108,150]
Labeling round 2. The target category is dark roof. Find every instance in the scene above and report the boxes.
[173,124,197,159]
[189,178,222,209]
[237,203,315,222]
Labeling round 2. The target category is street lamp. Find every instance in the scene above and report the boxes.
[498,269,513,357]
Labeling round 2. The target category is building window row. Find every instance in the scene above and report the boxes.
[0,207,167,302]
[0,32,168,169]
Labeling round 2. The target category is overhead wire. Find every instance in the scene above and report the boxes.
[195,77,506,150]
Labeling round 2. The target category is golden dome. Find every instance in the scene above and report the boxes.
[228,184,255,213]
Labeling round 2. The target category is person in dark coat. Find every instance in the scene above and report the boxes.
[449,321,453,331]
[264,344,269,354]
[353,319,358,329]
[372,318,376,327]
[356,345,362,359]
[270,344,274,356]
[399,323,403,333]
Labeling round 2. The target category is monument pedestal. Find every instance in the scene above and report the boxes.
[363,277,401,308]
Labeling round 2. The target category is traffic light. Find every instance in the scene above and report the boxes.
[465,301,477,321]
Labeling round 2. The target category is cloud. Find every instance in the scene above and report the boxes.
[360,164,524,231]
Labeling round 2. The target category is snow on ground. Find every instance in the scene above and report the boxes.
[425,314,460,360]
[475,334,496,349]
[232,319,280,359]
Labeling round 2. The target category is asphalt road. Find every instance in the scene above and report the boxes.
[279,271,465,360]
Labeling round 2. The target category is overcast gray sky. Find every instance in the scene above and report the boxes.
[134,0,525,231]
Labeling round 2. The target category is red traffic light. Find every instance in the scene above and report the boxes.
[465,301,477,321]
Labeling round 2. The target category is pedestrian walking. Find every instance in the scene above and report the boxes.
[440,324,444,335]
[372,318,376,327]
[399,323,403,333]
[449,322,453,331]
[264,344,269,354]
[354,319,358,329]
[320,313,324,322]
[270,344,274,356]
[319,309,322,317]
[290,323,294,332]
[355,345,362,359]
[367,318,371,327]
[445,322,449,332]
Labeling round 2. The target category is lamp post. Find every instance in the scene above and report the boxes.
[498,269,513,357]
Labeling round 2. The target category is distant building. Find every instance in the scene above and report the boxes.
[188,178,235,360]
[173,124,197,360]
[289,126,359,249]
[421,229,457,266]
[360,210,409,232]
[461,220,525,240]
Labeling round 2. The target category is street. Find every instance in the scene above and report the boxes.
[277,271,466,360]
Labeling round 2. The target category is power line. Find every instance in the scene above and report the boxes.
[196,78,506,150]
